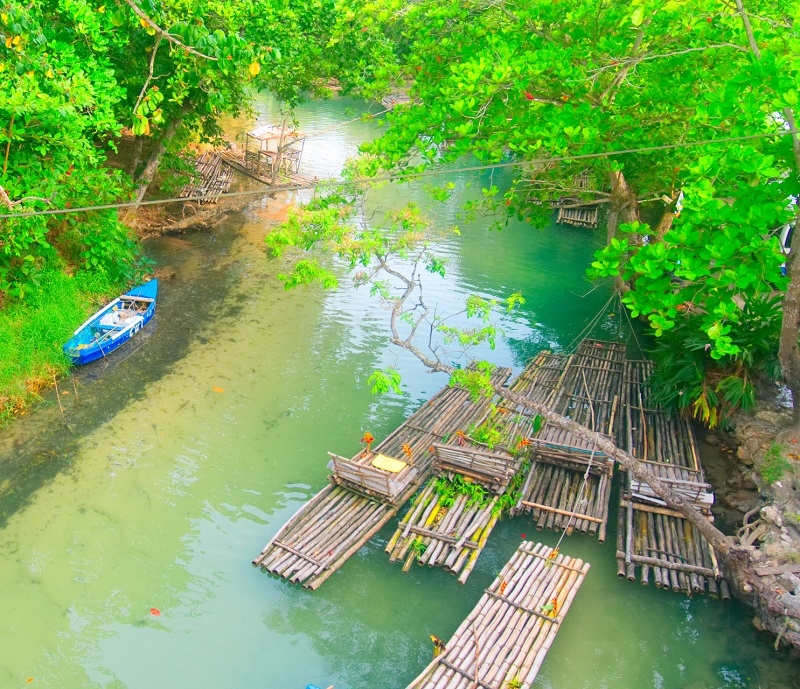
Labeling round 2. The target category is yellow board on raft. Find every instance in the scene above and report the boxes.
[371,454,407,473]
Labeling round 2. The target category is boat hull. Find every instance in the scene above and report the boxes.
[64,280,158,365]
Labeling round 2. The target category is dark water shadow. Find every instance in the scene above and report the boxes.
[0,215,250,527]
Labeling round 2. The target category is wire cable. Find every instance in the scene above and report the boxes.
[1,129,797,220]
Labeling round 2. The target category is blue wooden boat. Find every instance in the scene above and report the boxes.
[63,279,158,365]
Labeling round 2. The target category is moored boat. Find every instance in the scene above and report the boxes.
[63,279,158,365]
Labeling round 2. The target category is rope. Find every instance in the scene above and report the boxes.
[620,294,647,359]
[563,291,619,354]
[2,128,797,220]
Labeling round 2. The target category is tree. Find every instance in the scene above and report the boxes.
[328,0,800,426]
[0,0,139,300]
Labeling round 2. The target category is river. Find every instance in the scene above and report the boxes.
[0,95,797,689]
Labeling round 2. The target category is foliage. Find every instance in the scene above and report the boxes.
[267,190,524,379]
[337,0,800,426]
[760,443,792,486]
[644,296,782,427]
[409,536,427,558]
[434,474,490,508]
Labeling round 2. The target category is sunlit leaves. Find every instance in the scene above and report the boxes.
[367,368,402,394]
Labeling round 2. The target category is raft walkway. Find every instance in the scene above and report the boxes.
[251,367,511,589]
[615,360,727,597]
[405,542,589,689]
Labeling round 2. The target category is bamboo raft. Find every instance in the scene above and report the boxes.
[616,360,727,596]
[510,341,623,541]
[386,480,500,583]
[252,368,512,589]
[554,170,601,229]
[178,151,233,203]
[381,93,412,110]
[406,542,589,689]
[385,369,547,582]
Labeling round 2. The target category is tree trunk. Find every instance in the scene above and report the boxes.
[492,383,735,556]
[127,135,145,178]
[133,104,191,205]
[779,213,800,427]
[607,169,639,291]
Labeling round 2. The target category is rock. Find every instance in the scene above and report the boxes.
[761,505,784,526]
[724,489,759,513]
[705,433,721,446]
[755,410,791,426]
[752,615,766,631]
[153,267,177,280]
[778,573,800,595]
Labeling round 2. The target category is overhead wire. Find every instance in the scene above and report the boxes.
[1,129,797,220]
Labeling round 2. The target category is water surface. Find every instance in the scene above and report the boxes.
[0,96,797,689]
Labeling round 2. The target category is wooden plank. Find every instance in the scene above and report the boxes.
[519,500,603,523]
[755,564,800,576]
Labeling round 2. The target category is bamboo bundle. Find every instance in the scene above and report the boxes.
[405,542,590,689]
[252,484,398,588]
[386,481,500,583]
[617,484,727,595]
[515,460,608,537]
[432,444,519,493]
[618,361,700,469]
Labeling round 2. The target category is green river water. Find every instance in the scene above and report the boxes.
[0,96,798,689]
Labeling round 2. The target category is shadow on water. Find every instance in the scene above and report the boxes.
[0,216,250,527]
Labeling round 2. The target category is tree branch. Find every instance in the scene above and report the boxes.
[0,185,55,210]
[590,43,748,78]
[122,0,218,61]
[133,34,163,117]
[734,0,762,60]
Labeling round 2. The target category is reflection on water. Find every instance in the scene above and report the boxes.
[0,94,797,689]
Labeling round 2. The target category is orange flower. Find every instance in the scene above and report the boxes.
[401,443,412,459]
[361,432,375,455]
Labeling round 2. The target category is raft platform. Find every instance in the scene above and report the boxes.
[554,171,601,229]
[406,542,589,689]
[511,340,624,541]
[252,368,511,589]
[616,360,728,597]
[178,151,233,203]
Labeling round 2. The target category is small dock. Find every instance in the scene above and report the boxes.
[381,93,412,110]
[511,340,624,541]
[178,151,233,203]
[615,360,728,597]
[252,368,511,589]
[406,542,589,689]
[219,124,318,189]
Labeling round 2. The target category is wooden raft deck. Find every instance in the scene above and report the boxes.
[178,151,233,203]
[406,542,589,689]
[615,360,727,597]
[512,340,624,541]
[252,368,511,589]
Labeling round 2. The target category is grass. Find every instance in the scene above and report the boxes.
[760,442,793,487]
[0,269,120,423]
